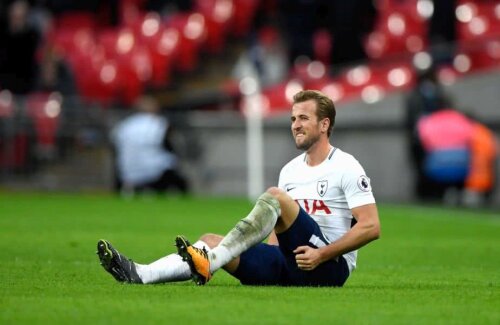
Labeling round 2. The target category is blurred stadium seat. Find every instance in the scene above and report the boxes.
[94,28,152,105]
[25,92,62,156]
[313,29,332,65]
[128,12,180,87]
[0,90,14,118]
[231,0,260,37]
[74,54,119,105]
[166,12,206,73]
[39,0,500,110]
[195,0,235,54]
[456,1,500,43]
[365,1,428,60]
[54,11,98,31]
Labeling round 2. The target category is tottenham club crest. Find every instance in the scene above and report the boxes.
[357,175,372,192]
[317,180,328,197]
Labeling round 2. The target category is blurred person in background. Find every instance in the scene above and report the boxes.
[110,95,189,196]
[416,104,474,204]
[279,0,319,65]
[462,116,498,207]
[232,25,289,87]
[406,66,498,206]
[323,0,376,70]
[0,0,40,94]
[428,0,456,65]
[406,64,452,200]
[36,48,77,96]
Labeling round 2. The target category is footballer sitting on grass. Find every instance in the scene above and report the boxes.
[97,89,381,286]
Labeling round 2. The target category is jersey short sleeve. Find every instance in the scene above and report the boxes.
[341,160,376,209]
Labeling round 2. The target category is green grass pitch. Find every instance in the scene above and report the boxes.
[1,192,499,324]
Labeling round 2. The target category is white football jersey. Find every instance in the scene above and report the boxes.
[278,147,376,272]
[111,113,177,185]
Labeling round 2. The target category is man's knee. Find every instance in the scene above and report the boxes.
[265,186,289,206]
[266,186,295,209]
[199,233,223,249]
[266,186,284,198]
[265,187,300,232]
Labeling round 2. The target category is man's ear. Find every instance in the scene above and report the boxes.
[321,118,330,133]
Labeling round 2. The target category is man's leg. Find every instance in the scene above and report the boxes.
[176,191,281,284]
[97,240,143,283]
[266,187,300,234]
[197,233,240,273]
[269,188,350,286]
[177,187,302,285]
[275,208,350,287]
[97,239,210,284]
[186,233,289,286]
[135,239,210,284]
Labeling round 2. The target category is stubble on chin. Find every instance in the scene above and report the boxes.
[295,136,317,151]
[295,139,314,151]
[295,141,310,151]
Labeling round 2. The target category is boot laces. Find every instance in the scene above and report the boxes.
[191,245,209,259]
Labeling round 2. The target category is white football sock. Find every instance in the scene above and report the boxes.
[135,240,209,284]
[208,192,280,273]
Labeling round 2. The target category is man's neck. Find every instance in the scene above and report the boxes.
[305,140,332,166]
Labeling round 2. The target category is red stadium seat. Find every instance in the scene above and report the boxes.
[129,12,180,87]
[119,47,151,105]
[313,29,332,65]
[195,0,234,53]
[54,12,97,31]
[73,52,119,105]
[291,59,328,85]
[97,28,153,104]
[166,13,207,72]
[365,0,428,60]
[456,1,500,43]
[307,77,362,103]
[365,11,427,60]
[231,0,260,37]
[25,92,62,150]
[0,90,28,169]
[50,28,97,68]
[194,0,234,54]
[302,61,415,105]
[258,79,303,115]
[147,26,180,86]
[0,90,14,118]
[456,39,500,73]
[119,0,147,26]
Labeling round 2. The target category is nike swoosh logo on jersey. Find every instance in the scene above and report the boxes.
[286,187,296,192]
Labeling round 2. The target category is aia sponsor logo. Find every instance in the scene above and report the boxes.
[296,199,332,215]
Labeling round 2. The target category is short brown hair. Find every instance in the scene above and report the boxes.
[293,90,336,137]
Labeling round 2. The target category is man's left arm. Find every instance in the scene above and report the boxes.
[294,203,380,271]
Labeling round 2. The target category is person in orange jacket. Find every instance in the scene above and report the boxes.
[463,122,498,207]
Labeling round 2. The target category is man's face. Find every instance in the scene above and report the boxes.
[291,100,324,151]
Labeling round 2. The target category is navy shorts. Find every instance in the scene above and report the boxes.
[232,207,350,287]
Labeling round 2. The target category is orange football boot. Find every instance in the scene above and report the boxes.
[175,235,211,285]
